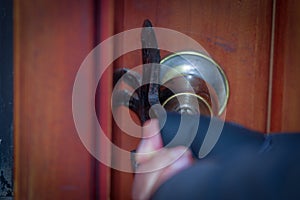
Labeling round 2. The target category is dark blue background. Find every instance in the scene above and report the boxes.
[0,0,13,198]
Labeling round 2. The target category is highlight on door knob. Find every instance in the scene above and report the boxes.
[112,19,229,124]
[159,51,229,117]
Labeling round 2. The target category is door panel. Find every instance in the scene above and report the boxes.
[271,0,300,132]
[13,0,300,199]
[114,0,273,132]
[111,0,273,199]
[14,0,96,199]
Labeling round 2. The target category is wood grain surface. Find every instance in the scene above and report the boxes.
[13,0,300,199]
[271,0,300,132]
[14,0,97,199]
[114,0,273,132]
[111,0,273,199]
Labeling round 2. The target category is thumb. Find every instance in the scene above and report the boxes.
[135,119,163,163]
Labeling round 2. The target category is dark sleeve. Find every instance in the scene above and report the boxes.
[152,113,300,200]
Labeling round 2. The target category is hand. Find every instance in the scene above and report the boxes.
[132,119,194,200]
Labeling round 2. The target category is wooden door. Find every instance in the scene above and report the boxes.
[13,0,300,200]
[13,0,112,199]
[271,0,300,132]
[110,0,300,199]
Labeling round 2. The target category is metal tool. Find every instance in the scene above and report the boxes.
[113,19,229,124]
[113,19,162,124]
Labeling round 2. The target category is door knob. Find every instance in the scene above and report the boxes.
[112,20,229,124]
[159,51,229,117]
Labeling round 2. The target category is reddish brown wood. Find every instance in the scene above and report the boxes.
[96,0,115,199]
[271,0,300,132]
[111,108,140,200]
[14,0,97,199]
[15,0,300,199]
[111,0,273,199]
[116,0,273,132]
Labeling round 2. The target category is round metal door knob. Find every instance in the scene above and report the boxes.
[159,51,229,117]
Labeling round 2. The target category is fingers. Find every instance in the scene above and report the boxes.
[136,146,192,174]
[135,119,163,163]
[132,119,194,199]
[155,147,194,188]
[132,146,194,200]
